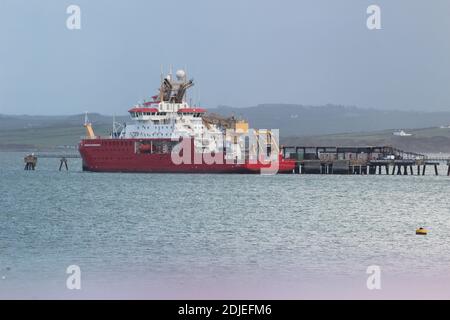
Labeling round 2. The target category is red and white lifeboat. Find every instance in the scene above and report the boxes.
[177,108,206,116]
[143,100,160,106]
[128,107,159,114]
[128,107,158,113]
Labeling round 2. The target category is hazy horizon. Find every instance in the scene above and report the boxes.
[4,104,450,117]
[1,0,450,115]
[4,103,450,118]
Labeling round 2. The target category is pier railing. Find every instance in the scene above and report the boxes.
[34,153,80,159]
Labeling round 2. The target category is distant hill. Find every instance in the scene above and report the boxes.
[281,127,450,154]
[1,104,450,152]
[210,104,450,136]
[2,105,450,135]
[0,114,128,150]
[0,113,128,131]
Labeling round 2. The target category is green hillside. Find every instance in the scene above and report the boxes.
[2,108,450,153]
[0,124,111,150]
[282,127,450,153]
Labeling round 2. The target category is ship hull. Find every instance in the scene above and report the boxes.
[79,138,295,174]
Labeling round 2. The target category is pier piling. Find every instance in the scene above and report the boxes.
[24,154,37,170]
[59,157,69,171]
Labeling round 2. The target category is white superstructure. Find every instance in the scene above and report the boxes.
[117,69,224,153]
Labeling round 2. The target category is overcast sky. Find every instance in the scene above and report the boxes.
[1,0,449,115]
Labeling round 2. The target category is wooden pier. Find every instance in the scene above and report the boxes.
[282,146,448,175]
[23,153,79,171]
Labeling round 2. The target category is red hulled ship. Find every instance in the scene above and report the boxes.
[78,69,295,173]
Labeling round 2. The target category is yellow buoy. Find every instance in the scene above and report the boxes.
[416,227,428,235]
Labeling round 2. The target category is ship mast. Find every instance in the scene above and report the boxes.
[157,67,194,104]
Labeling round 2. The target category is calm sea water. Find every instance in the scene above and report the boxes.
[1,151,450,299]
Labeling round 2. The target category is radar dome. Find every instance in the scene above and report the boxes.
[176,69,186,80]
